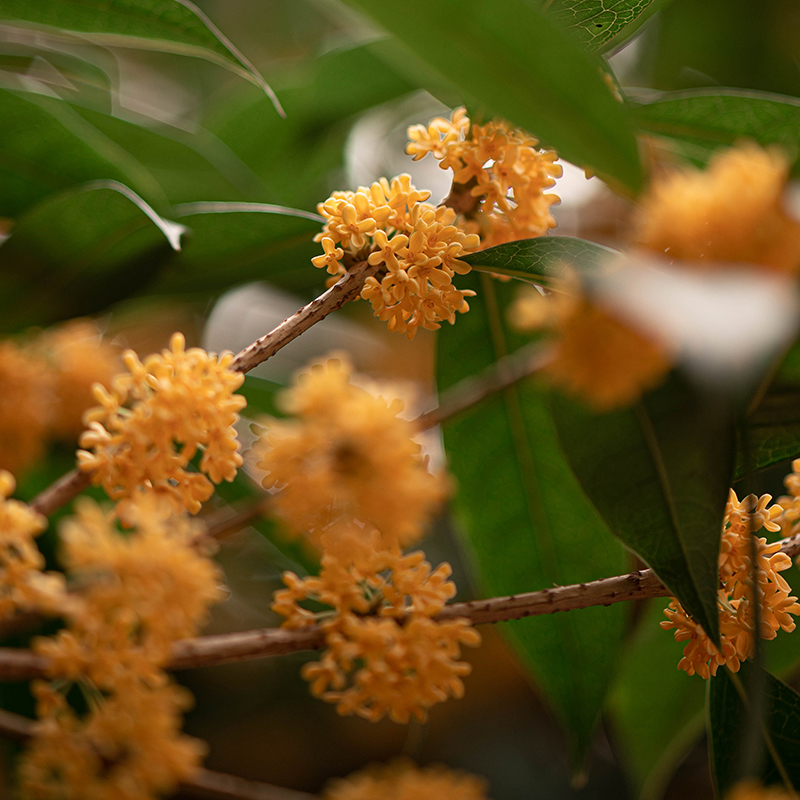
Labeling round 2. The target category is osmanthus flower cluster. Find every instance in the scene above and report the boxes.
[260,357,478,721]
[510,142,800,411]
[509,278,671,412]
[323,759,491,800]
[273,526,480,723]
[777,457,800,531]
[254,357,447,551]
[406,107,562,247]
[0,471,65,619]
[78,332,247,518]
[313,174,481,339]
[725,780,796,800]
[22,497,222,800]
[0,321,120,476]
[661,490,799,679]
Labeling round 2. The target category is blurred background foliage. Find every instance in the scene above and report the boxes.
[2,1,800,798]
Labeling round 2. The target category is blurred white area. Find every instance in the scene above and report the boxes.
[203,282,389,384]
[595,254,800,389]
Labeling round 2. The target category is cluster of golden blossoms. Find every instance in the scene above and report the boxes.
[254,357,447,551]
[406,107,562,247]
[260,358,478,721]
[725,780,797,800]
[510,142,800,411]
[273,527,479,723]
[777,457,800,531]
[22,497,222,800]
[313,174,480,339]
[661,490,799,679]
[0,471,64,619]
[323,759,491,800]
[78,332,246,518]
[0,321,119,476]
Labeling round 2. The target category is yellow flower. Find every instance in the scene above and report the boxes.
[37,319,121,443]
[545,300,672,412]
[20,680,205,800]
[273,530,480,724]
[314,175,479,339]
[0,339,52,476]
[323,759,491,800]
[254,357,447,552]
[77,332,246,516]
[0,471,65,619]
[634,142,800,273]
[661,490,799,678]
[725,780,796,800]
[406,107,562,247]
[34,496,223,687]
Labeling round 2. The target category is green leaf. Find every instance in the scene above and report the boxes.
[736,391,800,478]
[438,271,629,768]
[204,43,417,208]
[609,600,707,800]
[543,0,672,54]
[0,180,185,330]
[551,376,736,643]
[630,90,800,164]
[0,86,162,216]
[162,202,323,295]
[341,0,643,192]
[461,236,617,283]
[0,0,280,109]
[709,662,800,794]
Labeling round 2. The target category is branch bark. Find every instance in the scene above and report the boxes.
[229,261,379,374]
[3,532,799,680]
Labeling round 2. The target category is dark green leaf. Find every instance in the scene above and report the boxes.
[710,662,800,794]
[551,376,736,642]
[630,90,800,165]
[438,271,629,768]
[0,0,279,107]
[543,0,672,54]
[461,236,617,283]
[0,180,184,330]
[342,0,643,191]
[162,202,322,295]
[736,392,800,478]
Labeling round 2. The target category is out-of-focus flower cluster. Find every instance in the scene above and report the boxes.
[323,759,491,800]
[261,357,478,722]
[509,142,800,412]
[661,489,799,679]
[313,175,480,339]
[407,107,562,247]
[254,357,447,552]
[634,142,800,274]
[725,780,796,800]
[22,497,222,800]
[0,320,120,477]
[78,332,246,517]
[0,471,64,619]
[778,457,800,532]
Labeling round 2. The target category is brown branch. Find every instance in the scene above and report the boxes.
[196,499,272,548]
[26,263,378,520]
[229,261,379,374]
[4,528,799,681]
[414,342,552,430]
[0,709,313,800]
[29,469,91,517]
